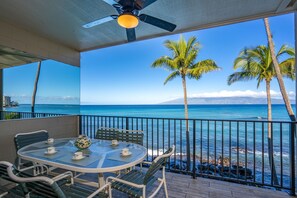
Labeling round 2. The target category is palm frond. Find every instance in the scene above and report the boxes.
[152,36,219,84]
[185,50,198,67]
[189,59,220,78]
[279,58,295,80]
[227,71,257,85]
[164,40,179,57]
[186,36,200,56]
[164,71,180,85]
[151,56,177,71]
[231,44,295,87]
[277,45,295,57]
[234,56,248,69]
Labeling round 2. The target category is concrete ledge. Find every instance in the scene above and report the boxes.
[0,115,79,163]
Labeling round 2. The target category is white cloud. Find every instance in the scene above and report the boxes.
[188,90,295,99]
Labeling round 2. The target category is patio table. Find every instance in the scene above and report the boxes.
[17,138,147,187]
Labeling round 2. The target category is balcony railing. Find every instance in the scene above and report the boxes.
[1,110,295,195]
[79,114,296,195]
[0,111,64,120]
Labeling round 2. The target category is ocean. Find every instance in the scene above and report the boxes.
[4,104,295,120]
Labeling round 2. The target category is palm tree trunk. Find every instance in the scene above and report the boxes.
[182,75,191,171]
[182,75,189,124]
[31,61,42,114]
[263,18,296,122]
[266,80,279,185]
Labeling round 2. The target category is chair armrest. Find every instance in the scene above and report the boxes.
[52,171,74,185]
[0,161,54,185]
[18,163,48,173]
[106,176,145,189]
[140,161,152,170]
[87,183,111,198]
[153,145,175,163]
[142,161,152,165]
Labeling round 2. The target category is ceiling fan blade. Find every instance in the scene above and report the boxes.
[117,0,157,10]
[134,0,158,10]
[126,28,136,42]
[139,14,176,32]
[287,0,297,7]
[102,0,119,6]
[83,15,117,28]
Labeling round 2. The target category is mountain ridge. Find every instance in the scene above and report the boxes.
[161,96,295,104]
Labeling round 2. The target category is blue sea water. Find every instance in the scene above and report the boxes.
[4,104,296,120]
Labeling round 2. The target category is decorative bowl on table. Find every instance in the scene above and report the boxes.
[74,135,91,150]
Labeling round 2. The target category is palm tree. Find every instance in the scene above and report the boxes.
[227,44,295,185]
[32,61,42,114]
[152,35,220,169]
[263,18,296,121]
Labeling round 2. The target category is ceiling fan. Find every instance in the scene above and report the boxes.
[82,0,177,42]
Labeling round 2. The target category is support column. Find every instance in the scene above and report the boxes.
[294,10,297,195]
[294,10,297,116]
[0,69,3,112]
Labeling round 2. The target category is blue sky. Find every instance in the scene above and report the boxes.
[4,61,80,104]
[4,13,296,104]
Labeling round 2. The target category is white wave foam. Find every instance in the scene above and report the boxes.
[231,147,289,158]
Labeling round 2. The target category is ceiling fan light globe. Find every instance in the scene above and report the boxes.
[117,13,139,28]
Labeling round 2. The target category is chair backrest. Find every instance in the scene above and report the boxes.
[0,163,15,183]
[96,127,144,145]
[14,130,49,151]
[0,161,66,198]
[0,163,27,196]
[117,129,144,145]
[143,145,175,185]
[95,127,118,140]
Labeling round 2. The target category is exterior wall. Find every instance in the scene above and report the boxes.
[0,69,2,111]
[0,20,80,67]
[0,115,79,163]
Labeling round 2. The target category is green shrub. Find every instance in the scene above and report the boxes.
[5,113,20,120]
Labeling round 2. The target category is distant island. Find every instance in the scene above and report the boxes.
[161,96,295,105]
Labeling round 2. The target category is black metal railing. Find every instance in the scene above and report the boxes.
[0,111,64,120]
[1,110,295,194]
[79,114,296,195]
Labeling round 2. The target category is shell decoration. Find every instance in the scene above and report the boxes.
[74,135,91,150]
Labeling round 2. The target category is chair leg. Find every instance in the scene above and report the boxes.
[108,186,112,198]
[162,167,168,198]
[142,186,146,198]
[33,162,37,176]
[163,178,168,198]
[0,191,8,198]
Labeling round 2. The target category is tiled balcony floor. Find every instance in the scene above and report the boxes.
[79,171,291,198]
[157,172,290,198]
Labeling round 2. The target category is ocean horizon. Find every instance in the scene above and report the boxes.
[4,103,296,121]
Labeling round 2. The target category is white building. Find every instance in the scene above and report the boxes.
[3,96,11,107]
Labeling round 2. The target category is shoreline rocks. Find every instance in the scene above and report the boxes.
[169,158,254,180]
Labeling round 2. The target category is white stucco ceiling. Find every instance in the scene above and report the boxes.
[0,0,296,67]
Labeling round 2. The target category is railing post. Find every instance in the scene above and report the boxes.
[126,117,129,130]
[185,118,191,172]
[289,122,295,196]
[192,120,196,179]
[78,115,82,135]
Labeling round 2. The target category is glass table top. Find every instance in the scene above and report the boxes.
[18,138,147,173]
